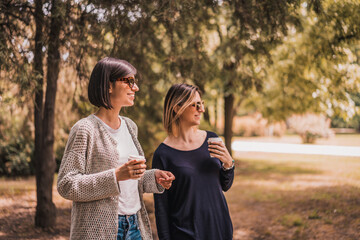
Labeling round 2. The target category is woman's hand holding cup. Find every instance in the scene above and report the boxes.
[115,155,147,181]
[208,137,233,169]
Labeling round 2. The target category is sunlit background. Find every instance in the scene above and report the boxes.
[1,0,360,239]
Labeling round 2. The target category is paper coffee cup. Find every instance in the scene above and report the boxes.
[128,155,145,161]
[207,137,223,143]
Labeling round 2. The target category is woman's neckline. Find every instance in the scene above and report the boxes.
[161,131,209,152]
[92,114,123,132]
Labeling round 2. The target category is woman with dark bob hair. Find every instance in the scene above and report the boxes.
[152,83,235,240]
[57,57,175,240]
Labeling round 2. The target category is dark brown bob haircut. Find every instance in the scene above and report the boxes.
[88,57,137,109]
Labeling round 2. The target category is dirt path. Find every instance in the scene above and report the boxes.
[0,180,71,240]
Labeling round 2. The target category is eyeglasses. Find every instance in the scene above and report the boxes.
[116,76,138,89]
[190,101,205,111]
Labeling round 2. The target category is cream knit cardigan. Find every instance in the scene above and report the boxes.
[57,114,163,240]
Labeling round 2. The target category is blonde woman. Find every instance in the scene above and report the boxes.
[152,83,235,240]
[57,57,175,240]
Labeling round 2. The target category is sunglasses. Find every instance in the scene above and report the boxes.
[116,76,138,89]
[190,101,205,111]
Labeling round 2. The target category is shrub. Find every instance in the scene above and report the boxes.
[0,93,35,176]
[0,134,35,177]
[287,113,334,143]
[232,112,286,137]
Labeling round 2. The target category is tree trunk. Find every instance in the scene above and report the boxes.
[194,81,211,123]
[34,0,44,173]
[224,93,234,156]
[33,0,52,227]
[214,96,218,131]
[35,0,62,228]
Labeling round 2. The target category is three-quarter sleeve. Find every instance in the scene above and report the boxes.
[57,124,120,202]
[152,152,171,240]
[220,167,235,192]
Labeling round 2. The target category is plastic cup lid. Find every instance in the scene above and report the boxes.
[128,155,144,160]
[207,137,223,142]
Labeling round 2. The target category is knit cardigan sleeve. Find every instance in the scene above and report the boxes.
[57,120,120,202]
[139,169,164,194]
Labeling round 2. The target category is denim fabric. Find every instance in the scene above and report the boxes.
[117,214,142,240]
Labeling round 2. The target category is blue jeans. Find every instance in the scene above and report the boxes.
[117,214,142,240]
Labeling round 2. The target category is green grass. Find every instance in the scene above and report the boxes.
[310,191,340,201]
[233,152,360,184]
[308,210,321,219]
[0,177,36,197]
[281,214,304,227]
[236,159,321,177]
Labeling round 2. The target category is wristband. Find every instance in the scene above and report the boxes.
[222,159,235,171]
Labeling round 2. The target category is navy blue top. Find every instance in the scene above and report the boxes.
[152,131,234,240]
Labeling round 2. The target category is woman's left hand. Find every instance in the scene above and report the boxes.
[155,170,175,189]
[208,141,233,168]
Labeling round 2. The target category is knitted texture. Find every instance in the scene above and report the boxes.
[57,114,163,240]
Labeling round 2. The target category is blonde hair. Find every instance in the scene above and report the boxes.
[163,83,202,136]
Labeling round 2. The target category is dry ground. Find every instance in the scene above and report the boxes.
[229,154,360,240]
[1,134,360,240]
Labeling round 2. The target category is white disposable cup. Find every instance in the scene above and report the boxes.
[208,137,222,158]
[207,137,223,143]
[128,155,145,161]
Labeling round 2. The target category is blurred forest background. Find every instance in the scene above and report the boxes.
[1,0,360,239]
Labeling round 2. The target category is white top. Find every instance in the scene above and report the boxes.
[93,115,141,215]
